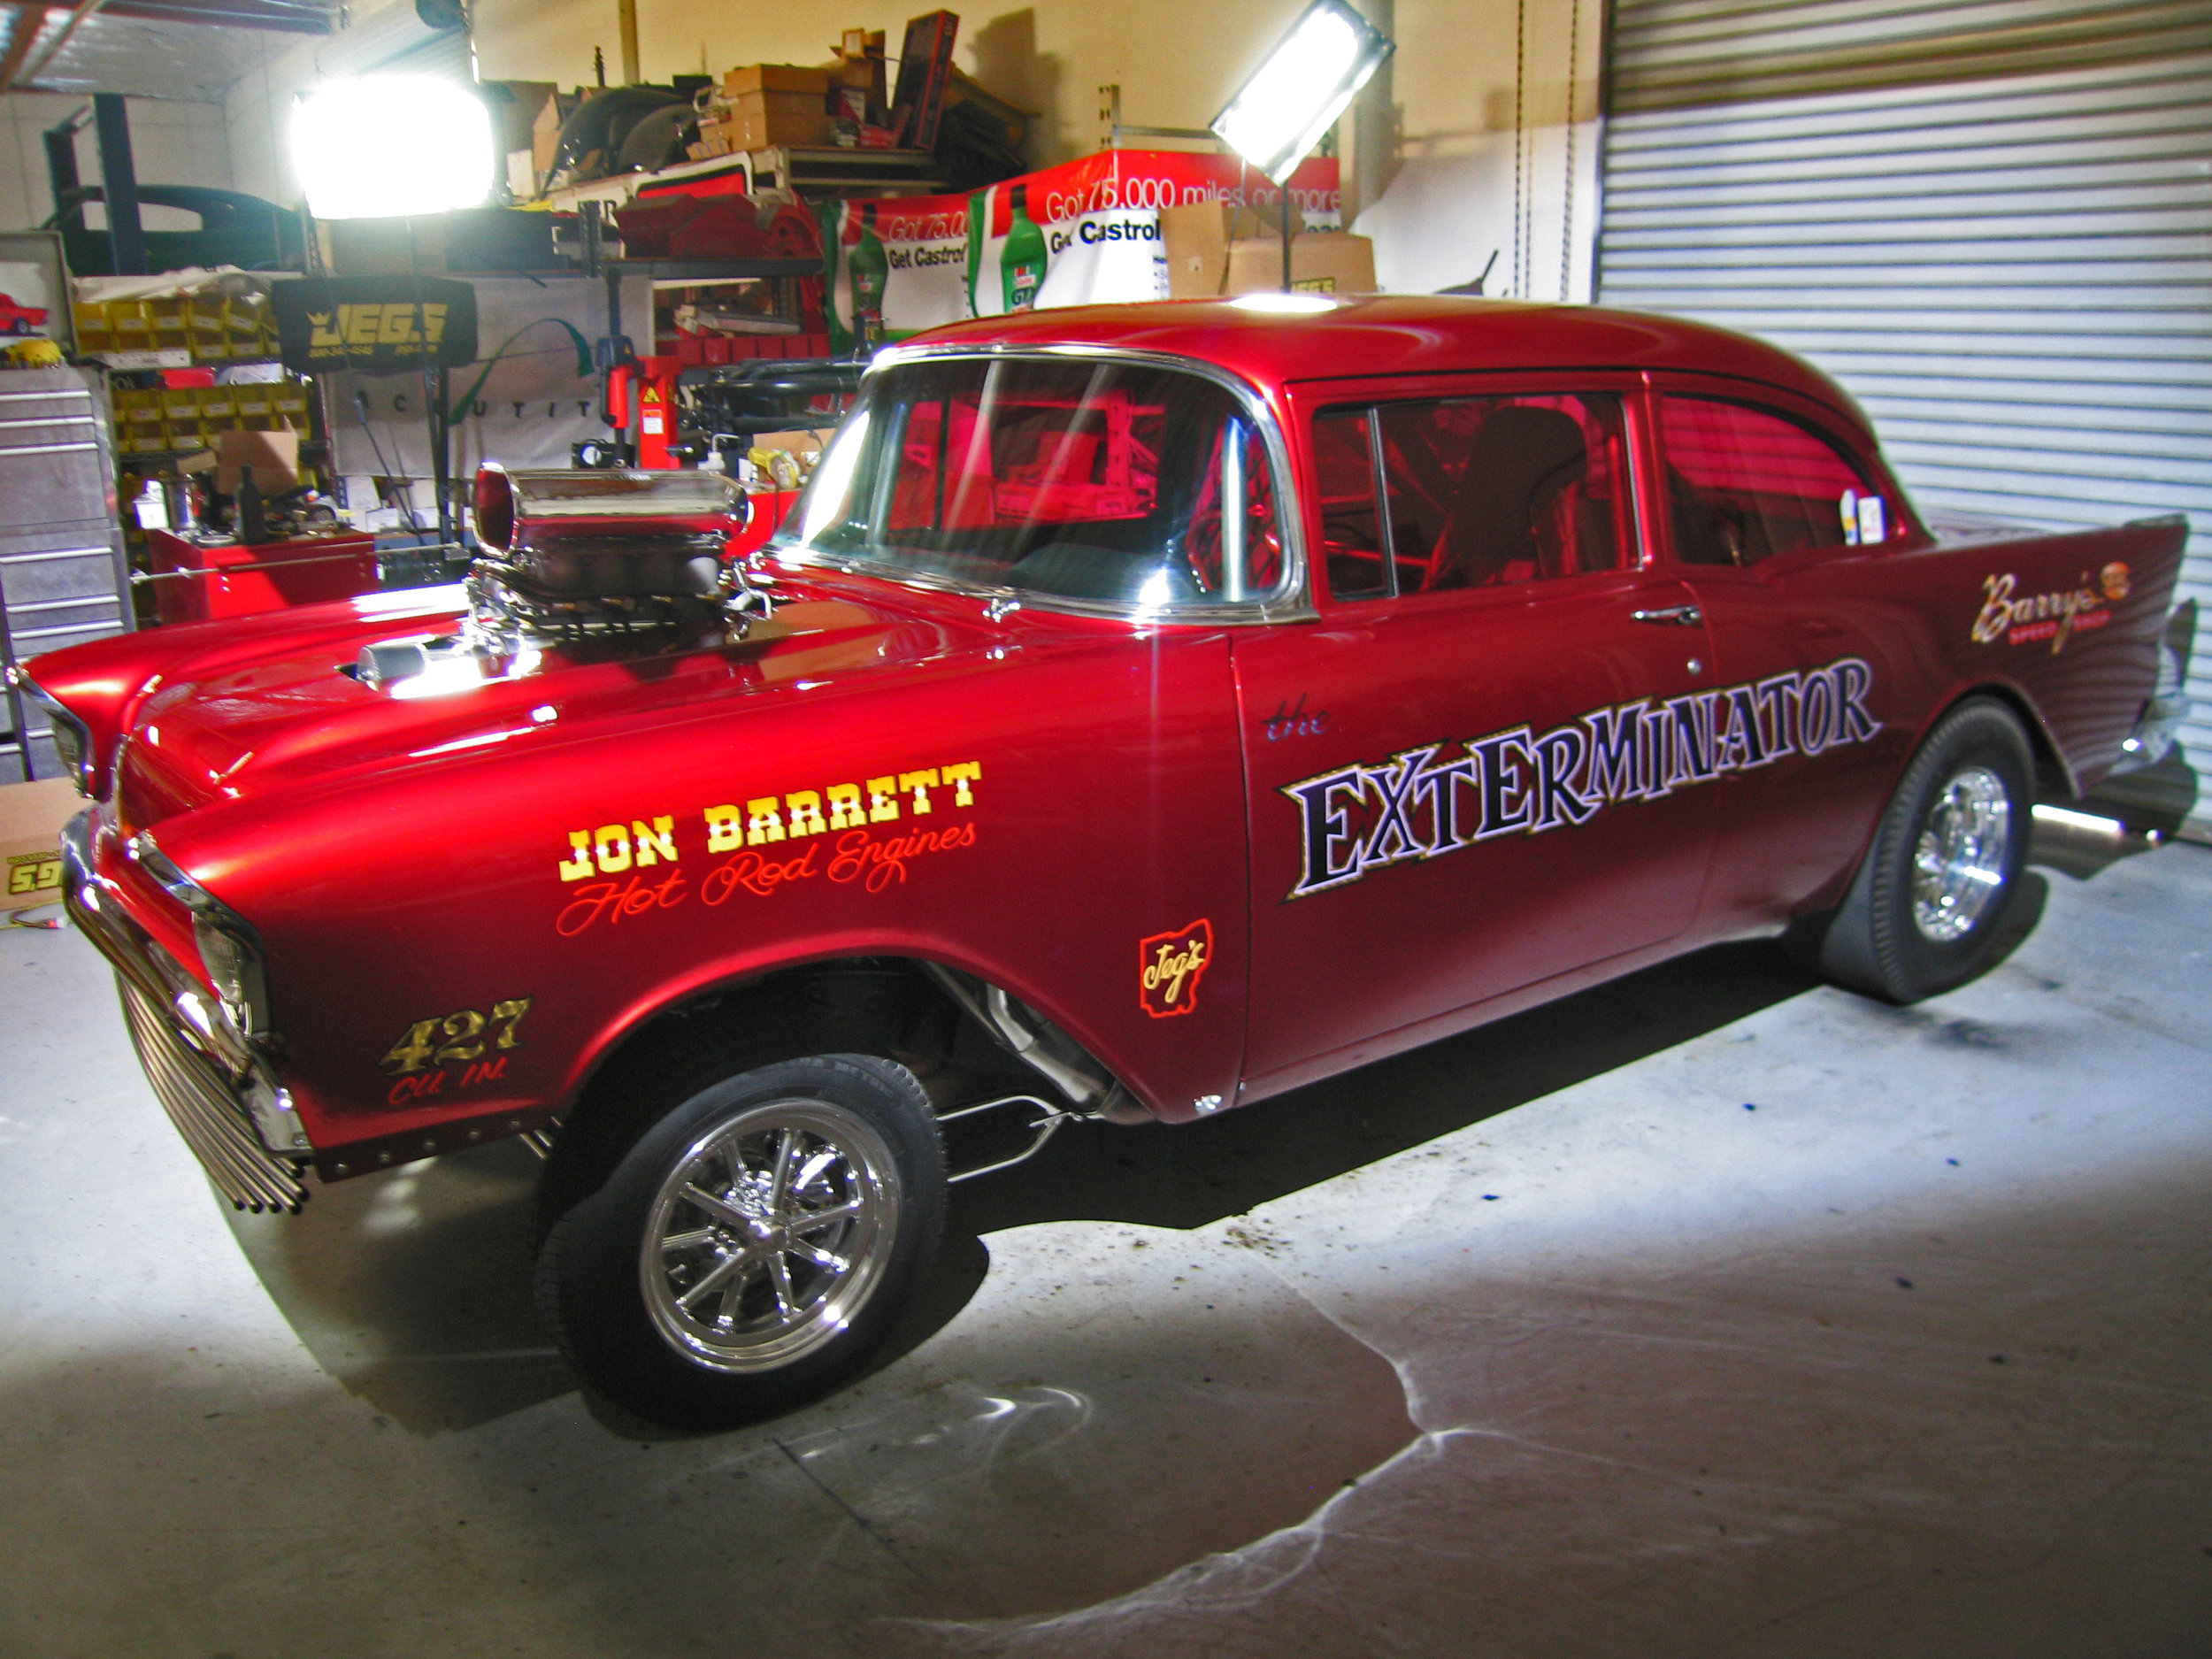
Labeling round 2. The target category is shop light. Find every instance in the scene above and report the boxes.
[291,77,494,220]
[1210,0,1394,186]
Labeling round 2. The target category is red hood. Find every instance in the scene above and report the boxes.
[33,574,1019,833]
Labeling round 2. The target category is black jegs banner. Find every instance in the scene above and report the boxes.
[271,277,479,375]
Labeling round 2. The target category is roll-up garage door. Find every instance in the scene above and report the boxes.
[1596,0,2212,839]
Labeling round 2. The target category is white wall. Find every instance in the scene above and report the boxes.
[222,27,325,207]
[0,94,234,233]
[1349,0,1604,302]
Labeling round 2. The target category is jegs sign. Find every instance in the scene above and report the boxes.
[1284,658,1882,899]
[271,277,480,374]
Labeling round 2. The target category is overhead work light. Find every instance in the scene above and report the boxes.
[291,76,494,220]
[1211,0,1394,187]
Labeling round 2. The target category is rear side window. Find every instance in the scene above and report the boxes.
[1659,396,1893,566]
[1315,392,1631,602]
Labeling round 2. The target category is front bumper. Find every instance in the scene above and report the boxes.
[60,811,313,1213]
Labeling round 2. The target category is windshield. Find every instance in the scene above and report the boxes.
[775,356,1286,612]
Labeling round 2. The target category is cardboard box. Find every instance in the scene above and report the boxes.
[532,91,570,178]
[1161,202,1374,297]
[712,105,834,151]
[180,427,302,495]
[1225,232,1375,296]
[1,777,81,913]
[724,63,830,97]
[487,80,558,156]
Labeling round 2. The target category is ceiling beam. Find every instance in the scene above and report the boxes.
[0,4,53,91]
[100,0,333,33]
[14,0,111,86]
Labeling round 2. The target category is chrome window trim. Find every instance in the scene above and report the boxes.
[771,342,1318,626]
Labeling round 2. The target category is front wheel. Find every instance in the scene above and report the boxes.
[1816,697,2035,1003]
[536,1054,946,1431]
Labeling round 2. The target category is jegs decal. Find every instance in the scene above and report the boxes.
[1971,565,2126,654]
[1283,657,1880,899]
[1139,919,1213,1018]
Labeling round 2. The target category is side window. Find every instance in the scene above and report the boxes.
[1316,392,1631,602]
[1659,396,1893,567]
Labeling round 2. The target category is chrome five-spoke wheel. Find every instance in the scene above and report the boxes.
[1911,765,2012,943]
[537,1054,946,1431]
[641,1100,899,1372]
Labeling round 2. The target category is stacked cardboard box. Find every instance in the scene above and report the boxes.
[1159,202,1377,298]
[710,65,833,153]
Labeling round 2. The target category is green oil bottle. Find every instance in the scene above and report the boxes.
[1002,182,1046,312]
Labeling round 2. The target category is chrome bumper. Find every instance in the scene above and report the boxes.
[60,812,312,1214]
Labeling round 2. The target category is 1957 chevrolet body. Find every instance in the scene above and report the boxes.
[22,296,2189,1428]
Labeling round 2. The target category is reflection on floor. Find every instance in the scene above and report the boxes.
[1,834,2207,1656]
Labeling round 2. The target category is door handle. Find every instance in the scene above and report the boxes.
[1631,604,1703,626]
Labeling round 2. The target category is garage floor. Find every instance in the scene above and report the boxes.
[3,829,2208,1657]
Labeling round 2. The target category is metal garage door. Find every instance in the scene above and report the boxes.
[1595,0,2212,838]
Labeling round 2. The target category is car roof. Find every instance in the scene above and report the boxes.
[899,295,1877,441]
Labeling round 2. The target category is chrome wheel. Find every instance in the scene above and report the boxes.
[1911,765,2012,943]
[639,1098,900,1373]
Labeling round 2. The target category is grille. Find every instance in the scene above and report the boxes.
[116,978,308,1214]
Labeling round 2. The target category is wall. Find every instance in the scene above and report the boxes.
[1348,0,1603,300]
[208,0,1601,302]
[463,0,1601,300]
[221,26,330,207]
[0,94,234,233]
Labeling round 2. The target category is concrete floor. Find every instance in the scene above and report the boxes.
[3,831,2208,1657]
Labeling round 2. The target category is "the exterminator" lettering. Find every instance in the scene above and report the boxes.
[1283,659,1879,899]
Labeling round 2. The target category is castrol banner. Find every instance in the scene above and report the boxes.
[821,150,1340,354]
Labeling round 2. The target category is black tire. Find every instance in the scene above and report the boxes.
[1816,697,2035,1003]
[536,1054,946,1431]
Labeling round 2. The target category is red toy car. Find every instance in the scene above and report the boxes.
[0,293,50,335]
[24,296,2191,1430]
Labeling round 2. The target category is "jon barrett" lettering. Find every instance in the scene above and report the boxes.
[557,759,980,880]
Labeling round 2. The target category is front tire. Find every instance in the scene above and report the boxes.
[1816,697,2034,1003]
[536,1054,946,1431]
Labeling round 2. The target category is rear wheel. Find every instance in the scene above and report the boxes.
[1816,698,2034,1003]
[536,1054,946,1431]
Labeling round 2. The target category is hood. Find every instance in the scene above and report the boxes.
[101,574,1003,833]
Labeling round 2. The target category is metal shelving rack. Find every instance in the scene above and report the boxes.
[0,365,134,781]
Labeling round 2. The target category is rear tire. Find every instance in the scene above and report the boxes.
[536,1054,946,1431]
[1816,697,2034,1003]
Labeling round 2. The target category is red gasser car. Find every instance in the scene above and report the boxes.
[22,295,2191,1430]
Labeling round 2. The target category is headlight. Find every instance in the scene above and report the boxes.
[129,833,272,1039]
[16,676,96,797]
[193,917,261,1015]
